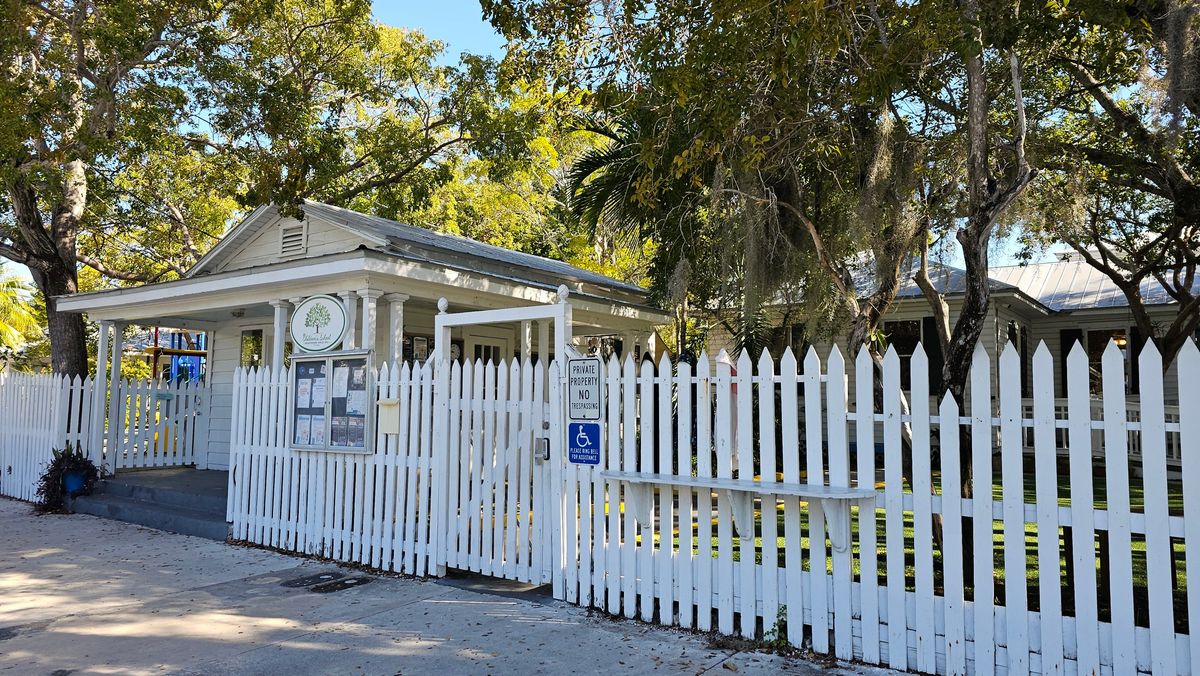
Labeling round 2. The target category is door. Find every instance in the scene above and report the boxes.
[441,355,553,584]
[465,327,513,365]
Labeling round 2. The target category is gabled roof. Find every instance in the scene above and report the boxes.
[299,202,645,294]
[186,201,646,296]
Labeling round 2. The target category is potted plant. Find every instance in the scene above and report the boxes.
[35,442,101,513]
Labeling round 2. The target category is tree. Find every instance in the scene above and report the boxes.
[1023,1,1200,362]
[0,0,222,376]
[905,0,1036,404]
[1,0,553,376]
[491,0,952,368]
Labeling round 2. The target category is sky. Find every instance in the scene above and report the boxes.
[373,1,506,60]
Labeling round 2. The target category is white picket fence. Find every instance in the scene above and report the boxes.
[0,371,95,501]
[224,339,1199,676]
[0,372,208,501]
[227,361,441,574]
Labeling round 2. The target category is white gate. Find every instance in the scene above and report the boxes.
[441,357,556,584]
[431,294,573,582]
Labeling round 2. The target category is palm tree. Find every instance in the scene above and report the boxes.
[566,112,711,355]
[0,266,42,351]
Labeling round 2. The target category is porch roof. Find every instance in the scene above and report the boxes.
[55,248,671,333]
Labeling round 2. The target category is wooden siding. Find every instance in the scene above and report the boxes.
[213,214,376,274]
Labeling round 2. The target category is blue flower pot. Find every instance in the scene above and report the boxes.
[63,471,87,497]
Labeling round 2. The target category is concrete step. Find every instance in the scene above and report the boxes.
[97,478,226,516]
[70,494,230,541]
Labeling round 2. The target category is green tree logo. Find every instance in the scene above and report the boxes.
[305,303,332,332]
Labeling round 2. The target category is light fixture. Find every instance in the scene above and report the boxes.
[1115,335,1128,348]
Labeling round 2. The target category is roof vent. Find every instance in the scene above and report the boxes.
[280,222,307,257]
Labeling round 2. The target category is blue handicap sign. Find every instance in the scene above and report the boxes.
[568,422,602,465]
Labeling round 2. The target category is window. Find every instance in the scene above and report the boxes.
[1007,321,1032,397]
[1086,328,1128,394]
[883,320,921,390]
[280,222,307,257]
[239,329,263,369]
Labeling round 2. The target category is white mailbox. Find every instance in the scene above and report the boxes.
[377,398,401,435]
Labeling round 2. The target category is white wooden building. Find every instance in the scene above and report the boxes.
[56,200,671,472]
[707,253,1200,403]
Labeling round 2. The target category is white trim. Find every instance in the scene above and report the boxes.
[186,205,391,278]
[60,250,672,328]
[184,205,274,278]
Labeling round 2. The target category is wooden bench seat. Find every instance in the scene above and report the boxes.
[597,470,876,552]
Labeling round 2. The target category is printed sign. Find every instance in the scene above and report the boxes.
[568,357,603,421]
[290,295,348,353]
[568,422,601,465]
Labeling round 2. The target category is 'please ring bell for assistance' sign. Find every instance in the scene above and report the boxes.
[567,357,603,421]
[568,422,601,465]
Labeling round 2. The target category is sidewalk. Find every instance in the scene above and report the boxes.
[0,498,886,675]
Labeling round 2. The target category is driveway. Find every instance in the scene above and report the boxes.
[0,499,885,675]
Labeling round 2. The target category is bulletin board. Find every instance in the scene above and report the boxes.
[291,350,373,453]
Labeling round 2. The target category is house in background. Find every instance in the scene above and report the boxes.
[706,252,1200,405]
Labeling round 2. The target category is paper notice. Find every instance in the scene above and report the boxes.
[310,415,326,445]
[294,414,312,446]
[346,389,367,415]
[296,378,312,409]
[332,366,350,398]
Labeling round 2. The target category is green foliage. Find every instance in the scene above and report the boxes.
[0,0,575,373]
[34,442,101,513]
[120,358,153,382]
[0,265,40,351]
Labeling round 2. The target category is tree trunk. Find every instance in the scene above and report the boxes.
[29,263,88,377]
[942,228,992,404]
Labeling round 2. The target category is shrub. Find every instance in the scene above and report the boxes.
[35,442,100,513]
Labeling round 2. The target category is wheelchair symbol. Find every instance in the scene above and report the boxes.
[568,423,601,465]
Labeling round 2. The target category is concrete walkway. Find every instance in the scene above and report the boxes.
[0,499,888,676]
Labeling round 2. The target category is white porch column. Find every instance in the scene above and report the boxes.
[644,330,657,361]
[109,323,125,386]
[90,320,112,468]
[623,330,638,361]
[385,293,409,364]
[339,291,359,349]
[105,323,125,470]
[537,319,550,367]
[359,289,384,356]
[269,299,290,372]
[521,320,532,365]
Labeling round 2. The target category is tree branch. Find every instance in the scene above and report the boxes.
[75,252,153,282]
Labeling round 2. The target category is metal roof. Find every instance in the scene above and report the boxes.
[299,201,646,295]
[851,258,1017,299]
[989,259,1199,312]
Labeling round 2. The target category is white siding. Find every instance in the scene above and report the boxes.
[215,215,376,274]
[205,320,272,470]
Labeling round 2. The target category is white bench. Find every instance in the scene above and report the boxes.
[597,471,876,553]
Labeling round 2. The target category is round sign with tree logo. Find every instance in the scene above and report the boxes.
[290,295,348,352]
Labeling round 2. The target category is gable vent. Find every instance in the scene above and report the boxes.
[280,222,307,257]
